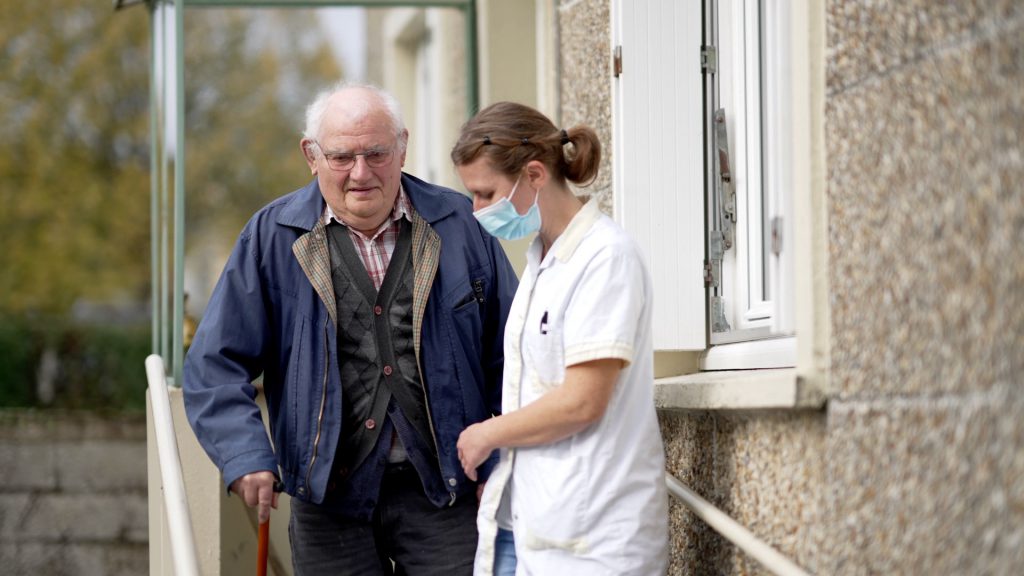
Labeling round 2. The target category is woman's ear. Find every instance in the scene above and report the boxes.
[525,160,549,191]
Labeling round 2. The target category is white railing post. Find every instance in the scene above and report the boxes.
[666,472,812,576]
[146,354,201,576]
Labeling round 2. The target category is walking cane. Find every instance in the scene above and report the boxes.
[257,518,270,576]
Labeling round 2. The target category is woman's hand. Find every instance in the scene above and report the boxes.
[456,358,624,482]
[457,421,496,481]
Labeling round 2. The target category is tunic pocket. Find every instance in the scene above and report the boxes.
[524,324,564,395]
[513,439,589,553]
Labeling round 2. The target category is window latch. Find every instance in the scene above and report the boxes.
[715,109,736,250]
[708,109,734,334]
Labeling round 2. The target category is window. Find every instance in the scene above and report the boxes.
[704,0,796,370]
[612,0,804,370]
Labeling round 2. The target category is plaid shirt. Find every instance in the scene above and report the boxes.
[324,186,413,291]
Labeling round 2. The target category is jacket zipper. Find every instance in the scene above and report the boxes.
[415,340,452,505]
[304,321,330,495]
[412,227,452,505]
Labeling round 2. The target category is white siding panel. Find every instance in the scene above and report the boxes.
[612,0,706,350]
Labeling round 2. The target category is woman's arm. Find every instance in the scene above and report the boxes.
[457,357,623,481]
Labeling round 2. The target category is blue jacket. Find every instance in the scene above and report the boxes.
[184,173,518,506]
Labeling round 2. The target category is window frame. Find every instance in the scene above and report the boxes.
[704,0,796,369]
[709,0,785,338]
[611,0,827,408]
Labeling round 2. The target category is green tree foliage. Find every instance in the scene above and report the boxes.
[0,2,343,410]
[0,1,151,314]
[183,9,343,239]
[0,2,343,316]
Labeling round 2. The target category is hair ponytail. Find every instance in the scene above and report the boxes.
[451,102,602,188]
[560,126,601,187]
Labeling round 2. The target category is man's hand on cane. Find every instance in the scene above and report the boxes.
[230,470,279,524]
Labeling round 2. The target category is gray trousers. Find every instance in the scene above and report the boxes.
[288,463,477,576]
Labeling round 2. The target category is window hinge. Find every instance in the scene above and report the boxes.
[613,45,623,78]
[703,260,714,287]
[701,45,717,74]
[771,216,783,256]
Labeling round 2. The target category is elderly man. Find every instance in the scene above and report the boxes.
[184,83,517,575]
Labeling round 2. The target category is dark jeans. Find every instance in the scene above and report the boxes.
[289,463,477,576]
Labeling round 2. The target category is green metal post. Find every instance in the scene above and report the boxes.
[149,2,159,355]
[173,0,187,386]
[465,0,478,115]
[160,4,171,367]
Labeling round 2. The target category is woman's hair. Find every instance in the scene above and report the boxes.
[303,81,406,149]
[450,101,601,187]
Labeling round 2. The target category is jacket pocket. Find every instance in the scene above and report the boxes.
[281,313,311,481]
[445,276,488,423]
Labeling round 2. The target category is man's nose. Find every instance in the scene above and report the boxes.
[349,155,372,179]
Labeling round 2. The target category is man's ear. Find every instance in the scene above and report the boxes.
[398,129,409,168]
[525,160,549,191]
[300,139,318,174]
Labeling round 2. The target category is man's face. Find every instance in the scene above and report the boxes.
[302,92,408,235]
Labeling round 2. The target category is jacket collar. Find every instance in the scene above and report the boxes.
[276,173,456,231]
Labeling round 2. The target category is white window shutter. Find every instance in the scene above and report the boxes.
[611,0,706,350]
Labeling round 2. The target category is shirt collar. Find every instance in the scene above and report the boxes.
[526,196,603,271]
[551,197,603,262]
[323,184,411,232]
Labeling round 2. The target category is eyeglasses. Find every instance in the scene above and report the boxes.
[313,141,396,171]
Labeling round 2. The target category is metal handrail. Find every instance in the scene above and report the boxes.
[146,354,201,576]
[665,472,812,576]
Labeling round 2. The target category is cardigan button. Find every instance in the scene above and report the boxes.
[383,365,393,376]
[365,418,376,430]
[374,305,383,315]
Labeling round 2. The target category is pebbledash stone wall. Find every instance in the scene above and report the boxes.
[0,411,148,576]
[558,0,1024,574]
[822,2,1023,573]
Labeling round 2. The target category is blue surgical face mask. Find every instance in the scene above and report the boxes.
[473,174,541,241]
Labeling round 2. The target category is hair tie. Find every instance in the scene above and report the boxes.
[521,137,530,145]
[482,136,492,145]
[560,129,570,145]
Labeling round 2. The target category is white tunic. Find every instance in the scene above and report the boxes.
[474,200,669,575]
